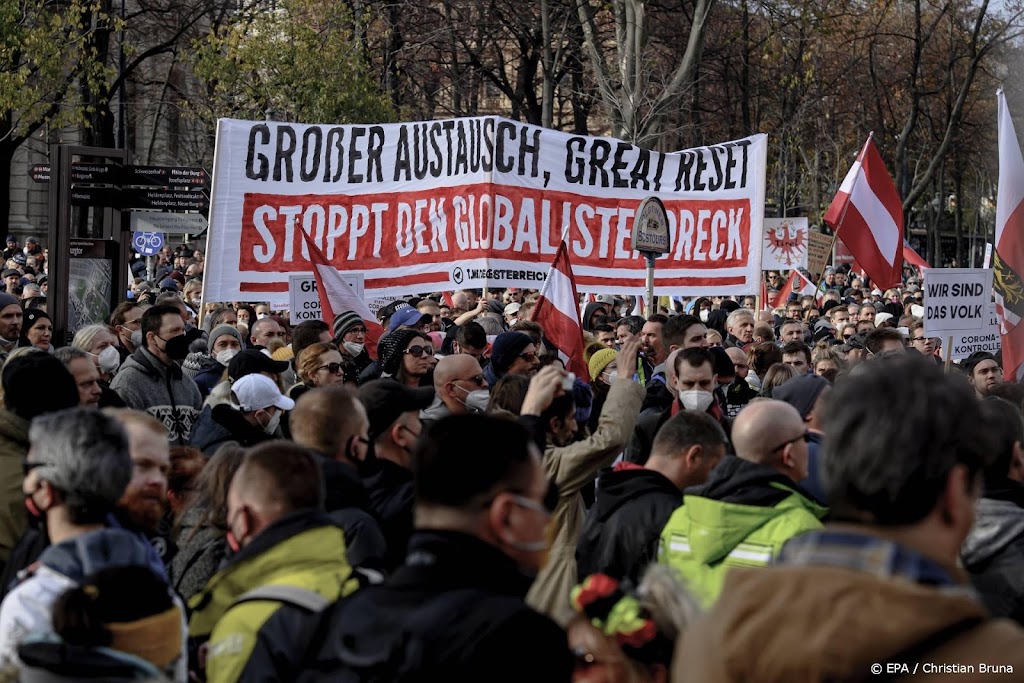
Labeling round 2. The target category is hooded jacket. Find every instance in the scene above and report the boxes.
[188,404,274,457]
[581,303,608,332]
[188,511,357,683]
[308,530,572,682]
[525,377,645,624]
[169,506,226,603]
[109,347,202,445]
[675,528,1024,682]
[961,481,1024,624]
[0,409,28,566]
[658,456,826,606]
[192,358,226,397]
[0,529,175,670]
[575,465,681,584]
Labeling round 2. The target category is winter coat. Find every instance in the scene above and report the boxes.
[419,396,455,428]
[188,404,274,456]
[962,481,1024,625]
[362,459,414,571]
[0,529,185,680]
[658,456,826,607]
[0,410,28,566]
[188,511,357,683]
[575,465,681,584]
[312,530,573,682]
[624,397,730,466]
[109,348,202,445]
[192,360,226,398]
[310,452,388,569]
[581,303,608,332]
[674,528,1024,682]
[14,634,170,682]
[526,377,644,624]
[169,507,225,603]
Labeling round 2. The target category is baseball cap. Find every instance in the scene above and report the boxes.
[378,300,411,322]
[227,349,290,381]
[231,374,295,412]
[594,294,616,305]
[357,380,435,440]
[2,269,19,279]
[388,307,432,333]
[504,302,521,316]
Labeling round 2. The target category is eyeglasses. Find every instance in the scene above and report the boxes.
[458,374,486,386]
[518,351,539,363]
[318,362,346,375]
[769,430,810,453]
[404,345,435,358]
[912,336,930,343]
[347,327,367,335]
[485,479,560,515]
[21,460,51,477]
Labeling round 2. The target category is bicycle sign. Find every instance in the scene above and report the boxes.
[132,231,164,256]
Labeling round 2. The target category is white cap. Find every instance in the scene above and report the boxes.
[910,304,925,318]
[504,302,521,316]
[874,312,894,327]
[231,374,295,412]
[594,294,616,305]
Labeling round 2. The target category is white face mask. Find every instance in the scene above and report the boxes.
[260,409,282,435]
[343,341,364,357]
[679,389,714,413]
[95,345,121,374]
[699,309,710,323]
[216,348,240,366]
[454,386,490,413]
[256,313,268,320]
[604,370,618,384]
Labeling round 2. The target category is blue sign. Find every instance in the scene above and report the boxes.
[132,231,163,256]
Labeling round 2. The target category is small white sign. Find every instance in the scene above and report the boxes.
[130,210,208,235]
[923,268,994,338]
[287,272,364,322]
[949,302,1001,361]
[762,217,809,271]
[630,197,671,254]
[983,242,993,269]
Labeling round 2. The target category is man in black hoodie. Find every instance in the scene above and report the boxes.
[576,410,726,584]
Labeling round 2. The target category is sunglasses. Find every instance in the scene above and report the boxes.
[459,374,486,386]
[770,430,810,453]
[319,362,346,375]
[519,351,539,363]
[404,345,435,358]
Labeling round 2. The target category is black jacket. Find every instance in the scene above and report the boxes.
[576,465,681,584]
[303,530,572,682]
[189,403,274,456]
[312,452,388,569]
[624,399,730,465]
[363,458,414,570]
[961,480,1024,625]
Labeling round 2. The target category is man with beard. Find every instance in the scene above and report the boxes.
[964,351,1004,399]
[0,294,22,360]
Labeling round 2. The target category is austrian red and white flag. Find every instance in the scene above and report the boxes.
[903,241,930,270]
[533,241,590,382]
[770,270,819,310]
[824,135,904,289]
[994,90,1024,380]
[299,229,385,359]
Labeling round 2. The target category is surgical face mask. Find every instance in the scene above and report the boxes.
[131,329,143,349]
[454,385,490,413]
[259,409,282,435]
[95,345,121,374]
[604,370,619,384]
[256,313,268,320]
[216,348,240,366]
[699,309,710,323]
[679,389,714,413]
[343,341,364,357]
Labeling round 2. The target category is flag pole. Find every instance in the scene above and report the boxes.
[818,133,874,291]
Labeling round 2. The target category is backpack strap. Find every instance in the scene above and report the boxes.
[233,584,331,612]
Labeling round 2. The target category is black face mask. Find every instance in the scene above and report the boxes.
[159,333,190,361]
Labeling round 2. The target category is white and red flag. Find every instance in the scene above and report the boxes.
[299,229,385,359]
[994,90,1024,380]
[770,270,819,310]
[533,241,590,382]
[824,135,905,289]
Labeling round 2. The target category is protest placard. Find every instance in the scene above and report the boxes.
[923,268,994,338]
[949,302,1001,361]
[203,116,768,306]
[761,217,808,271]
[287,272,364,322]
[806,231,832,279]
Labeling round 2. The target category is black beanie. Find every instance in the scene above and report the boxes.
[489,332,533,374]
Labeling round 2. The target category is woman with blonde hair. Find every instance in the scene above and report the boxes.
[290,342,354,400]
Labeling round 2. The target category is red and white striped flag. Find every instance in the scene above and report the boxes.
[770,270,818,310]
[299,229,385,359]
[533,241,590,382]
[903,241,930,270]
[824,135,904,289]
[760,277,771,311]
[994,90,1024,380]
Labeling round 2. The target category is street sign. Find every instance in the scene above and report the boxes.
[630,197,671,255]
[130,210,208,235]
[132,231,164,257]
[29,163,209,188]
[71,187,209,211]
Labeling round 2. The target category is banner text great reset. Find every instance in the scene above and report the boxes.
[204,117,767,305]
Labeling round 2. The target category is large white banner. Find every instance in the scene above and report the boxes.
[203,116,767,305]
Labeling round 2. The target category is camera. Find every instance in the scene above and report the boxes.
[562,372,575,392]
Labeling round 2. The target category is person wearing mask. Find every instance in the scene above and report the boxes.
[576,411,727,585]
[0,293,22,359]
[109,305,203,445]
[192,325,243,397]
[188,442,357,683]
[53,348,103,408]
[587,347,618,434]
[0,409,175,672]
[332,310,372,374]
[658,399,826,606]
[71,324,124,387]
[109,301,147,363]
[420,353,488,425]
[304,415,572,680]
[189,374,294,456]
[17,308,51,352]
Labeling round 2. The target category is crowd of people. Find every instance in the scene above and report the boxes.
[0,236,1020,681]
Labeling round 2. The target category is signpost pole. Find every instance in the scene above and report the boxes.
[630,197,671,322]
[945,336,953,371]
[645,254,656,320]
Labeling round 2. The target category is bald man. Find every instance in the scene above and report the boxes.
[421,354,489,425]
[657,399,827,606]
[721,346,758,418]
